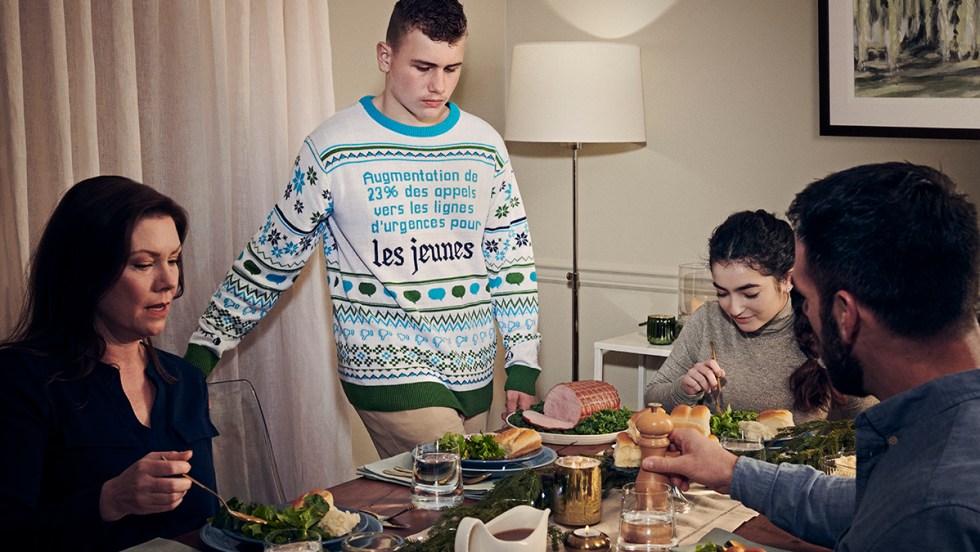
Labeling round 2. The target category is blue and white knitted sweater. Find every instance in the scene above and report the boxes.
[186,97,541,415]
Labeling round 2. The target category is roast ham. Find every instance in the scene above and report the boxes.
[543,380,620,424]
[521,410,577,431]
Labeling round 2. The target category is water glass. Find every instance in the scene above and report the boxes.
[410,440,463,510]
[617,482,676,551]
[342,531,405,551]
[262,528,322,551]
[670,485,694,515]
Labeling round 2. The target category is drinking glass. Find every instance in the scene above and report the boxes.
[721,436,766,461]
[678,262,716,329]
[617,482,676,551]
[342,531,405,551]
[262,528,322,551]
[410,440,463,510]
[670,485,693,515]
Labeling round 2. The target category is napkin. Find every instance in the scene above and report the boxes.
[356,452,496,500]
[122,538,198,552]
[556,484,758,546]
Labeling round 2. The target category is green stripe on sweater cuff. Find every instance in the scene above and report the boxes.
[504,364,539,395]
[184,344,219,379]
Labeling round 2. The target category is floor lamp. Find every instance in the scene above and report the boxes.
[504,42,646,380]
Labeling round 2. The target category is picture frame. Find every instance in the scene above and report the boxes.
[819,0,980,140]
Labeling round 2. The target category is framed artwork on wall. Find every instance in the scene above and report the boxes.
[819,0,980,140]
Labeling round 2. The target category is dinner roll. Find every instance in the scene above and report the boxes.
[291,489,334,509]
[757,409,794,435]
[670,404,711,436]
[737,420,775,441]
[493,427,542,458]
[613,431,641,468]
[626,410,642,442]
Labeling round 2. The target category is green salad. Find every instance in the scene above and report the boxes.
[210,493,333,542]
[438,431,507,460]
[709,405,758,439]
[509,403,634,435]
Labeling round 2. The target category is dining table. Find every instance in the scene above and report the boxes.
[170,441,832,552]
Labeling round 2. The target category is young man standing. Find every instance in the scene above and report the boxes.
[643,162,980,549]
[185,0,541,458]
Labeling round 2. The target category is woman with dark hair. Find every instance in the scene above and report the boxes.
[644,210,874,422]
[0,176,217,550]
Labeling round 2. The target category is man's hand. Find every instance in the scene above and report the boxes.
[502,390,537,420]
[99,450,194,522]
[641,428,739,494]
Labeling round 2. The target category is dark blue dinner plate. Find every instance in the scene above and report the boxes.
[199,506,380,551]
[460,445,547,469]
[461,446,557,478]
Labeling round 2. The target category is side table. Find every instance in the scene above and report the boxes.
[594,331,672,408]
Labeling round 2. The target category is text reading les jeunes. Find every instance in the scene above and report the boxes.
[373,237,475,275]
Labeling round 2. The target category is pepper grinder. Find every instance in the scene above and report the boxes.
[633,404,673,493]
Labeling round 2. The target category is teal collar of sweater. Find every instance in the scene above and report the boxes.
[359,95,460,137]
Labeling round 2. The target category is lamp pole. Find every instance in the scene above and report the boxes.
[567,142,582,381]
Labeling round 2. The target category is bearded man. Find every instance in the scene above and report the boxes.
[643,162,980,550]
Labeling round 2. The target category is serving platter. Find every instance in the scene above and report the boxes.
[199,506,380,551]
[505,413,620,445]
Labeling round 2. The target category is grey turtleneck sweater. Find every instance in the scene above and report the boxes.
[643,299,874,423]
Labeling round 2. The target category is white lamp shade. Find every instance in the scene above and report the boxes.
[504,42,646,144]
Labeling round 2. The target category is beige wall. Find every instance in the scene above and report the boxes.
[329,0,980,468]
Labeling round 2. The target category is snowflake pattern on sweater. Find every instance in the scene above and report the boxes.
[190,97,541,413]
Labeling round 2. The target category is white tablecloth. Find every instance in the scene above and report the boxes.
[357,453,759,546]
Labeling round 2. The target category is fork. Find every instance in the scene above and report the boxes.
[161,455,267,525]
[360,504,414,529]
[709,341,725,414]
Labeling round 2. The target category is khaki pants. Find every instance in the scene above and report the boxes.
[355,407,489,459]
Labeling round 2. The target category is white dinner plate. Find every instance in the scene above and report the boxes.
[505,412,620,445]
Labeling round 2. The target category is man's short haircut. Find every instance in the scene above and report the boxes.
[386,0,467,50]
[787,162,980,339]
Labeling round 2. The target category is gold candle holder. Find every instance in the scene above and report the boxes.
[552,456,602,526]
[564,526,611,550]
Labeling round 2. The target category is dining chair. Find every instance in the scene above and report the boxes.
[207,378,286,505]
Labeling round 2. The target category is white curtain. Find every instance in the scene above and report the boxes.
[0,0,353,499]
